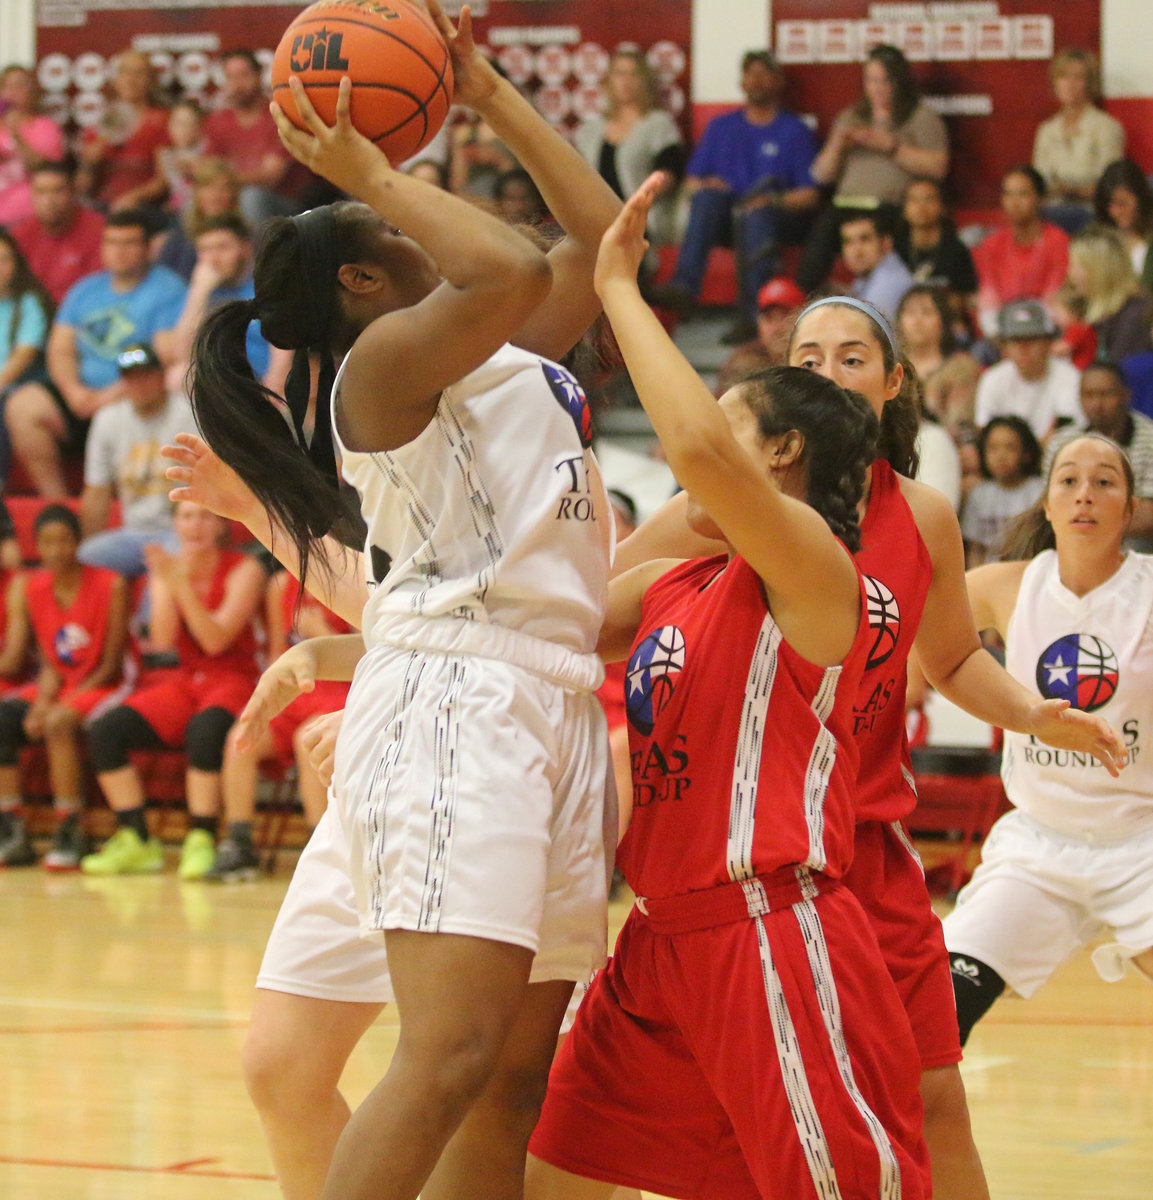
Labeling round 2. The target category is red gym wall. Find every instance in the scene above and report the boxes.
[33,1,694,147]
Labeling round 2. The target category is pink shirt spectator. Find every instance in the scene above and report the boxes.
[974,222,1070,331]
[10,206,106,304]
[0,115,66,224]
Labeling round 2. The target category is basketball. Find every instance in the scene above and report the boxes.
[271,0,454,164]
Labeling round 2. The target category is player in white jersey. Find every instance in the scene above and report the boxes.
[183,6,622,1199]
[945,434,1152,1045]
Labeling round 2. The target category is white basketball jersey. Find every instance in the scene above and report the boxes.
[1003,549,1153,840]
[333,343,611,655]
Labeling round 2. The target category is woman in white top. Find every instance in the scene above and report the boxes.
[184,6,621,1200]
[947,434,1152,1045]
[574,49,683,244]
[1032,49,1125,235]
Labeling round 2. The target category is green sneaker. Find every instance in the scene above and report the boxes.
[178,828,217,880]
[81,827,164,876]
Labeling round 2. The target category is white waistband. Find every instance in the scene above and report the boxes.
[367,613,605,693]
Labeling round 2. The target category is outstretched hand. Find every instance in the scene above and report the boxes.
[594,172,666,300]
[163,432,256,523]
[271,74,392,190]
[1028,699,1128,777]
[233,643,318,753]
[424,0,499,110]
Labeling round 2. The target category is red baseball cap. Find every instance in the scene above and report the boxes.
[757,277,806,311]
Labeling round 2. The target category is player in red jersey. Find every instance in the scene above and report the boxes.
[80,500,265,878]
[527,174,929,1200]
[610,291,1126,1200]
[207,570,352,881]
[0,505,129,869]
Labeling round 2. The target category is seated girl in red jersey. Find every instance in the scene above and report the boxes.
[81,500,265,878]
[527,174,930,1200]
[207,570,352,881]
[0,505,129,870]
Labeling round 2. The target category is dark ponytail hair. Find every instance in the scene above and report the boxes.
[736,365,878,553]
[190,203,384,589]
[998,433,1135,561]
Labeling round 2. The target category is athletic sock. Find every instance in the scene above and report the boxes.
[227,820,254,846]
[116,807,151,841]
[191,815,219,838]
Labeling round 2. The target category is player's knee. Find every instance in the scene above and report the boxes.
[87,706,159,773]
[484,1059,554,1141]
[950,952,1005,1045]
[398,1025,503,1119]
[43,706,78,738]
[242,1022,331,1112]
[185,707,235,772]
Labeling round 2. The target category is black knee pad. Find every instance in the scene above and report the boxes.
[950,952,1006,1046]
[0,698,31,765]
[184,707,235,772]
[87,705,165,773]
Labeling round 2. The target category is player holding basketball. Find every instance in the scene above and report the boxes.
[946,435,1153,1040]
[527,173,931,1199]
[186,2,621,1199]
[608,289,1126,1200]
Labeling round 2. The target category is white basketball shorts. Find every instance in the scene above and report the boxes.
[943,809,1153,996]
[257,616,613,1003]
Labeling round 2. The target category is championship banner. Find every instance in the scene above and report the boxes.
[34,1,693,149]
[772,0,1102,208]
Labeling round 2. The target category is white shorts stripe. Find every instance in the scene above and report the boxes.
[754,916,843,1200]
[794,899,903,1200]
[728,618,782,882]
[890,819,924,874]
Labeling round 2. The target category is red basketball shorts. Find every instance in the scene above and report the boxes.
[530,872,929,1200]
[268,680,349,762]
[844,819,963,1069]
[122,666,258,747]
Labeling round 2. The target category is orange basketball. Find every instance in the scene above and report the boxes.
[271,0,454,164]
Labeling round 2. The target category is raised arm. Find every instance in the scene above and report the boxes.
[426,0,621,362]
[595,175,860,666]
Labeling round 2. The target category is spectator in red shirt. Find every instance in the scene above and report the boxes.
[974,165,1069,338]
[203,50,303,228]
[10,161,105,304]
[76,50,170,214]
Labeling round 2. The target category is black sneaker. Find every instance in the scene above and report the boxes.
[44,813,90,872]
[203,836,261,882]
[0,818,37,867]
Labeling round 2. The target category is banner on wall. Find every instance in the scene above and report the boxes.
[34,1,692,147]
[771,0,1102,208]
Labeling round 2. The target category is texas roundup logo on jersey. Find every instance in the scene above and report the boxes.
[625,625,693,806]
[54,623,91,667]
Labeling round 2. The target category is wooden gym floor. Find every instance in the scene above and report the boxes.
[2,848,1150,1199]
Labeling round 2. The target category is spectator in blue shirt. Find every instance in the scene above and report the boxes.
[3,209,185,496]
[649,51,819,343]
[156,214,289,395]
[840,206,914,322]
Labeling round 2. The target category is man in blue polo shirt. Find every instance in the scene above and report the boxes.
[4,209,185,495]
[650,50,819,343]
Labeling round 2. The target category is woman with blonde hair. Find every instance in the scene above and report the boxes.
[156,157,242,280]
[1067,226,1153,362]
[573,48,683,243]
[1032,48,1125,235]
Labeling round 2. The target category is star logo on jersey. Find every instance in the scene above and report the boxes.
[863,575,901,670]
[625,625,686,736]
[54,622,91,668]
[541,362,593,448]
[1035,633,1118,712]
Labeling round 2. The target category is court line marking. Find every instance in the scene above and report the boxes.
[0,1153,274,1180]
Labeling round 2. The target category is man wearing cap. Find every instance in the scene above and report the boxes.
[716,276,805,392]
[77,342,194,581]
[1045,359,1153,546]
[975,299,1082,441]
[647,50,819,344]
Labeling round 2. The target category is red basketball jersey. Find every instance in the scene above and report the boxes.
[279,574,353,641]
[26,564,119,692]
[616,554,871,900]
[174,550,260,676]
[851,460,932,825]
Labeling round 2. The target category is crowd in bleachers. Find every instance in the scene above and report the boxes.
[0,37,1151,875]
